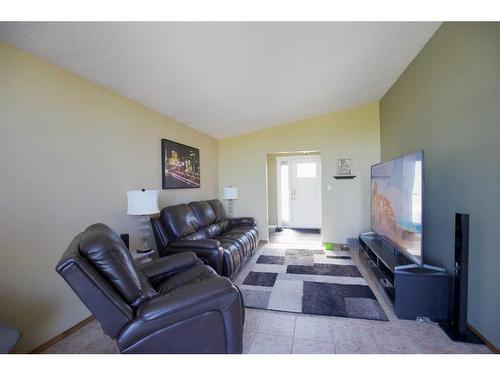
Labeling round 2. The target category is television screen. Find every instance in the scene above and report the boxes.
[371,150,423,264]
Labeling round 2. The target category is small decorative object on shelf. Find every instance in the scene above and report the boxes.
[334,158,356,179]
[126,189,160,254]
[337,158,352,176]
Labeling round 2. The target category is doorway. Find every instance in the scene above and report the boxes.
[267,152,322,234]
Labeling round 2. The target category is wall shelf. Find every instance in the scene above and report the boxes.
[333,175,356,179]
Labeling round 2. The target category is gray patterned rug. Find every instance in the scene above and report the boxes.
[235,245,388,321]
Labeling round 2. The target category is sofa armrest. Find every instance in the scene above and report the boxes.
[137,276,235,322]
[117,274,244,353]
[150,217,169,250]
[138,252,200,284]
[166,240,224,275]
[228,217,255,227]
[170,239,221,249]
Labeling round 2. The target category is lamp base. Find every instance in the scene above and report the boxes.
[136,248,154,254]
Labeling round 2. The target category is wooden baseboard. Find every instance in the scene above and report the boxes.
[30,316,95,354]
[468,323,499,354]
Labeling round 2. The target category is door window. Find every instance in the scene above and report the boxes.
[296,162,317,178]
[280,161,290,225]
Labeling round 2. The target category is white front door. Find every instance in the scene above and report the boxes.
[277,155,321,229]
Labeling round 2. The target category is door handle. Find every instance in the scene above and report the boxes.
[292,189,296,200]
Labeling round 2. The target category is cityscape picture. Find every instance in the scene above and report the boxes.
[161,139,200,189]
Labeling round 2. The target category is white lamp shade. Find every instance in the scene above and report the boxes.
[223,186,238,200]
[127,190,160,215]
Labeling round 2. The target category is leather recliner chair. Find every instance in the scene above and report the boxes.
[150,199,259,279]
[56,223,244,354]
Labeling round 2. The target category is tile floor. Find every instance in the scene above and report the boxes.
[268,228,322,245]
[242,303,491,354]
[43,228,492,354]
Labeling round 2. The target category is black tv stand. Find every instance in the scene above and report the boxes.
[359,233,452,321]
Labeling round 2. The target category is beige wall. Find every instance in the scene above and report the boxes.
[0,42,219,352]
[380,22,500,348]
[266,152,320,226]
[1,40,381,353]
[219,102,381,242]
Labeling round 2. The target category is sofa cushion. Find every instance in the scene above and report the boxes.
[79,224,157,308]
[183,230,208,240]
[207,199,227,223]
[218,219,231,233]
[189,201,217,227]
[204,223,222,238]
[155,264,217,295]
[161,204,201,240]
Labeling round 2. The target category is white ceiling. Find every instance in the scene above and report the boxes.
[0,22,440,139]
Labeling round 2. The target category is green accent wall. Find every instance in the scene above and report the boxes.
[380,22,500,348]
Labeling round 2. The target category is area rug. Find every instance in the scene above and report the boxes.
[235,245,388,321]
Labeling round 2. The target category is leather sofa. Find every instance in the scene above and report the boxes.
[56,223,244,354]
[151,199,259,279]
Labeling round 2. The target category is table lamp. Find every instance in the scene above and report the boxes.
[126,189,160,253]
[223,186,238,217]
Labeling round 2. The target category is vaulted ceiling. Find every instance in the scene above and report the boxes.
[0,22,440,138]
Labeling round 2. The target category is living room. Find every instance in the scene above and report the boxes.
[1,1,499,373]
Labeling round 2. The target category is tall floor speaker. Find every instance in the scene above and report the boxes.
[439,213,482,343]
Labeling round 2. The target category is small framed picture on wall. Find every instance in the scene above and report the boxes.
[161,139,200,189]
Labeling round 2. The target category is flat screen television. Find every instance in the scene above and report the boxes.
[371,150,424,265]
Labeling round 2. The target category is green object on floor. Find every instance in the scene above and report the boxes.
[323,242,333,250]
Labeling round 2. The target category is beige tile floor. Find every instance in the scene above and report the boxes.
[43,229,491,354]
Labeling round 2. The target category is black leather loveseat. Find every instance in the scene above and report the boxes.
[151,199,259,279]
[56,223,244,353]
